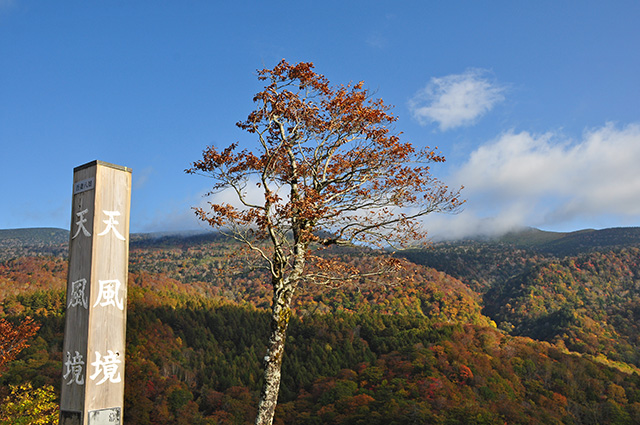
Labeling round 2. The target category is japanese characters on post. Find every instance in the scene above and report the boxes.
[60,161,131,425]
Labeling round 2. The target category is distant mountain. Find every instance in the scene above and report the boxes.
[0,227,69,245]
[0,227,69,260]
[4,225,640,256]
[0,227,219,247]
[129,230,225,249]
[0,227,220,260]
[494,226,640,256]
[399,227,640,292]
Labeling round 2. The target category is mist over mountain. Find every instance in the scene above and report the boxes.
[4,225,640,257]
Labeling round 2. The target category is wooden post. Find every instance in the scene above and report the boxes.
[60,161,132,425]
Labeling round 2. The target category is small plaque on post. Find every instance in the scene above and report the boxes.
[73,177,95,194]
[88,407,121,424]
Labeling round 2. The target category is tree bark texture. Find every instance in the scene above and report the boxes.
[254,281,296,425]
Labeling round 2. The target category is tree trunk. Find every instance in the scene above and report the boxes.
[255,281,296,425]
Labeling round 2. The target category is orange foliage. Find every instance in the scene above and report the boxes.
[0,316,40,374]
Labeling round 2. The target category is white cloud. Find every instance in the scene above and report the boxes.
[136,206,203,234]
[139,123,640,239]
[409,69,505,131]
[199,177,268,211]
[424,123,640,239]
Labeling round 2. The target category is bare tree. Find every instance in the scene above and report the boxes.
[187,60,463,425]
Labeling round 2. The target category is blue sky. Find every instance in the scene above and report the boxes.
[1,1,639,239]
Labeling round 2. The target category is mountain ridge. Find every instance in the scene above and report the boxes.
[4,225,640,255]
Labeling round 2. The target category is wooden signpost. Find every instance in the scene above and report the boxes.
[60,161,132,425]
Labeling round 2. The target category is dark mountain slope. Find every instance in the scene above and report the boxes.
[498,227,640,256]
[398,227,640,294]
[0,228,69,260]
[0,227,68,245]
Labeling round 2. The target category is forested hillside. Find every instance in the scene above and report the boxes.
[399,229,640,375]
[484,248,640,369]
[2,228,640,424]
[0,228,68,260]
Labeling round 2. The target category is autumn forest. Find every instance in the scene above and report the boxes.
[2,227,640,424]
